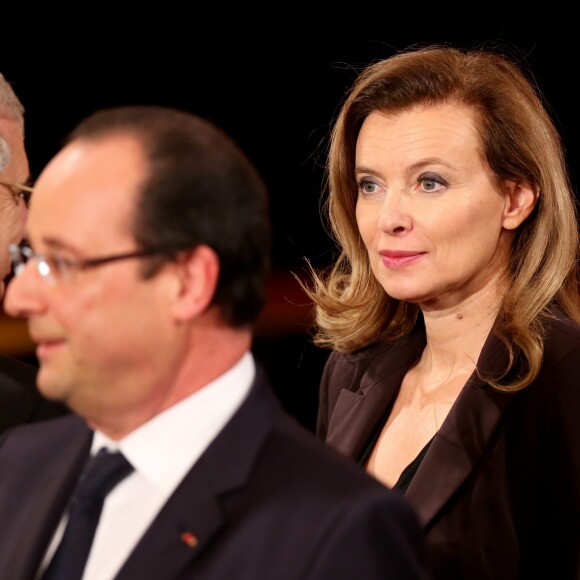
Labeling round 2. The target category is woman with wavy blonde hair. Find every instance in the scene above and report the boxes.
[306,44,580,579]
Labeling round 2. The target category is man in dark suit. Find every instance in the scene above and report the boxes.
[0,72,67,431]
[0,105,429,579]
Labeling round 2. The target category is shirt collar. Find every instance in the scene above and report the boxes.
[92,351,255,492]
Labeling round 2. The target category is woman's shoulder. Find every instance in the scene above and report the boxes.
[543,308,580,345]
[320,342,398,402]
[327,341,392,364]
[532,309,580,416]
[540,309,580,370]
[323,344,385,388]
[325,328,426,377]
[326,338,409,369]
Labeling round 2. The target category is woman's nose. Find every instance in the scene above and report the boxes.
[377,190,412,235]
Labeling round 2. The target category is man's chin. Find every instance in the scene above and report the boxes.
[36,369,68,403]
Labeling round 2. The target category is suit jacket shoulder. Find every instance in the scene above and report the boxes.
[0,367,429,580]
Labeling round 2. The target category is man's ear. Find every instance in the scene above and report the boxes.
[171,245,220,321]
[502,180,538,230]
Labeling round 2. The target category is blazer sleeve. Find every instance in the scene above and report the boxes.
[544,339,580,572]
[316,351,336,441]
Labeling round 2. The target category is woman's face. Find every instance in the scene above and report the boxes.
[354,103,531,310]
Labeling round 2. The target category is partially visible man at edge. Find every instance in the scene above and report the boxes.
[0,72,68,431]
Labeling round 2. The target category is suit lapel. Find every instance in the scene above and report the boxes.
[117,369,279,579]
[406,332,517,528]
[0,415,92,579]
[116,470,224,579]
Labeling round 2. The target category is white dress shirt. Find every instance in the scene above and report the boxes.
[37,352,255,580]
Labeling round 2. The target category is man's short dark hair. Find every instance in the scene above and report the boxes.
[67,106,272,327]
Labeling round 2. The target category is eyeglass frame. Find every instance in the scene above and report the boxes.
[0,179,34,206]
[8,243,187,282]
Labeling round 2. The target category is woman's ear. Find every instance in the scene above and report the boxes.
[502,180,538,230]
[171,245,220,321]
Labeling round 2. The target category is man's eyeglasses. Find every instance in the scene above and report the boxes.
[0,179,34,207]
[8,244,181,283]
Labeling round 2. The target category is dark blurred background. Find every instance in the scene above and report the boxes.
[0,21,576,432]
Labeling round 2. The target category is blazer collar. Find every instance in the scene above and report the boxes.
[327,323,517,530]
[326,326,426,460]
[406,331,515,528]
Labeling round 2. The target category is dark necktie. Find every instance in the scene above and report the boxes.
[41,448,134,580]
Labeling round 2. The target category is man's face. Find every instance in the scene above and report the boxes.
[0,117,29,295]
[4,134,180,434]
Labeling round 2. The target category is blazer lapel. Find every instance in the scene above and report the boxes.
[406,332,517,529]
[326,330,426,461]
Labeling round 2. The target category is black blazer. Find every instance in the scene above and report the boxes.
[318,311,580,579]
[0,366,429,580]
[0,354,68,432]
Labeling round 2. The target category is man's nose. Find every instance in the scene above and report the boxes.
[4,261,45,319]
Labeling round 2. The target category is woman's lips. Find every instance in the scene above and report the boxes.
[379,251,426,269]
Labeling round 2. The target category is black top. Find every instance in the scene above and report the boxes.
[393,437,434,493]
[359,401,435,493]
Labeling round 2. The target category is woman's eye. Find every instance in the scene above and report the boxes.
[358,179,378,195]
[419,174,447,194]
[422,179,438,191]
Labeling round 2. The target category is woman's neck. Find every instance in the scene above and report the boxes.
[419,277,506,378]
